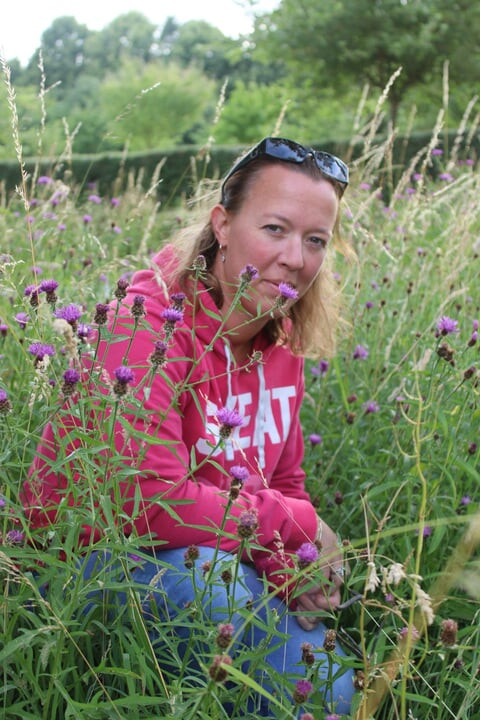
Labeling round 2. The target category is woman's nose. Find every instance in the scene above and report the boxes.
[280,236,304,269]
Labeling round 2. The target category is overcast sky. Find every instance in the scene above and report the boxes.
[0,0,279,66]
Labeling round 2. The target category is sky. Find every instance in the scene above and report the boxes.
[0,0,279,67]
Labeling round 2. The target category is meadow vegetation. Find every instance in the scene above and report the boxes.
[0,59,479,719]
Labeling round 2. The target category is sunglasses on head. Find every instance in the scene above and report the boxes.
[221,137,349,204]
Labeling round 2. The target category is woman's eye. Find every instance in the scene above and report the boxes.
[308,236,327,248]
[264,224,283,233]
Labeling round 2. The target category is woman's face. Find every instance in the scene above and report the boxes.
[211,163,339,322]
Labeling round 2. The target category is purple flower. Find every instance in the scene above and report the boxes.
[431,148,444,156]
[460,495,472,506]
[439,172,453,182]
[0,494,6,507]
[436,315,459,336]
[365,301,374,309]
[39,279,59,293]
[237,508,258,538]
[230,465,249,483]
[131,295,146,318]
[114,366,135,384]
[88,194,102,204]
[311,359,329,377]
[94,303,110,325]
[77,323,93,341]
[83,214,92,224]
[113,366,135,397]
[363,400,380,414]
[54,304,83,328]
[161,307,184,324]
[217,407,244,438]
[15,312,29,330]
[24,284,37,297]
[296,542,319,568]
[240,264,259,283]
[0,322,7,337]
[170,292,186,307]
[37,175,53,185]
[278,282,299,301]
[111,197,120,207]
[353,344,369,360]
[28,342,56,361]
[293,679,313,704]
[6,530,24,544]
[0,389,12,414]
[308,433,323,446]
[62,368,81,396]
[150,339,168,368]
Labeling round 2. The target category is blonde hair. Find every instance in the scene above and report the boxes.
[170,157,353,359]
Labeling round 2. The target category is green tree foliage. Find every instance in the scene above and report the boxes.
[254,0,477,125]
[99,60,217,150]
[23,17,92,93]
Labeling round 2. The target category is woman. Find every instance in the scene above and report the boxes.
[25,138,355,715]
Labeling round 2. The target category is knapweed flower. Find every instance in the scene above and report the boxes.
[239,264,259,285]
[161,307,183,325]
[125,293,145,319]
[293,679,313,704]
[61,368,81,397]
[114,277,129,300]
[113,366,135,397]
[436,315,459,336]
[229,465,249,499]
[468,330,478,347]
[93,303,110,326]
[28,342,56,365]
[237,508,258,539]
[0,389,12,415]
[0,495,6,507]
[184,544,200,569]
[353,344,369,360]
[440,618,458,647]
[308,433,323,446]
[323,628,337,652]
[15,312,29,330]
[88,194,102,204]
[301,642,315,666]
[399,625,420,642]
[276,282,299,307]
[437,341,455,365]
[296,542,319,569]
[192,254,207,272]
[149,339,168,369]
[83,214,92,224]
[5,529,24,544]
[216,407,244,439]
[363,400,380,414]
[431,148,444,156]
[208,654,232,682]
[170,292,186,309]
[216,622,234,649]
[111,197,120,207]
[39,278,59,305]
[0,322,7,337]
[77,323,93,342]
[37,175,52,185]
[54,304,82,331]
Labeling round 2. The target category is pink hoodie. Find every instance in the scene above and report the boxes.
[24,245,318,591]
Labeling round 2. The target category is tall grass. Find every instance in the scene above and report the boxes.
[0,57,479,719]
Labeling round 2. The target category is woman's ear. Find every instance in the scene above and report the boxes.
[210,204,230,248]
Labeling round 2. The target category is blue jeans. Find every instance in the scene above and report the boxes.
[79,546,355,716]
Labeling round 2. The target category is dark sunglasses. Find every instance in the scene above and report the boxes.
[221,137,349,204]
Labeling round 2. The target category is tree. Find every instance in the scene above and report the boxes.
[84,12,158,78]
[24,17,92,94]
[254,0,461,125]
[98,60,217,150]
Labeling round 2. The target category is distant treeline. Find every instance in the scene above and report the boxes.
[2,130,478,204]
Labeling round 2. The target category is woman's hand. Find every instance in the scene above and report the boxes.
[295,517,345,631]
